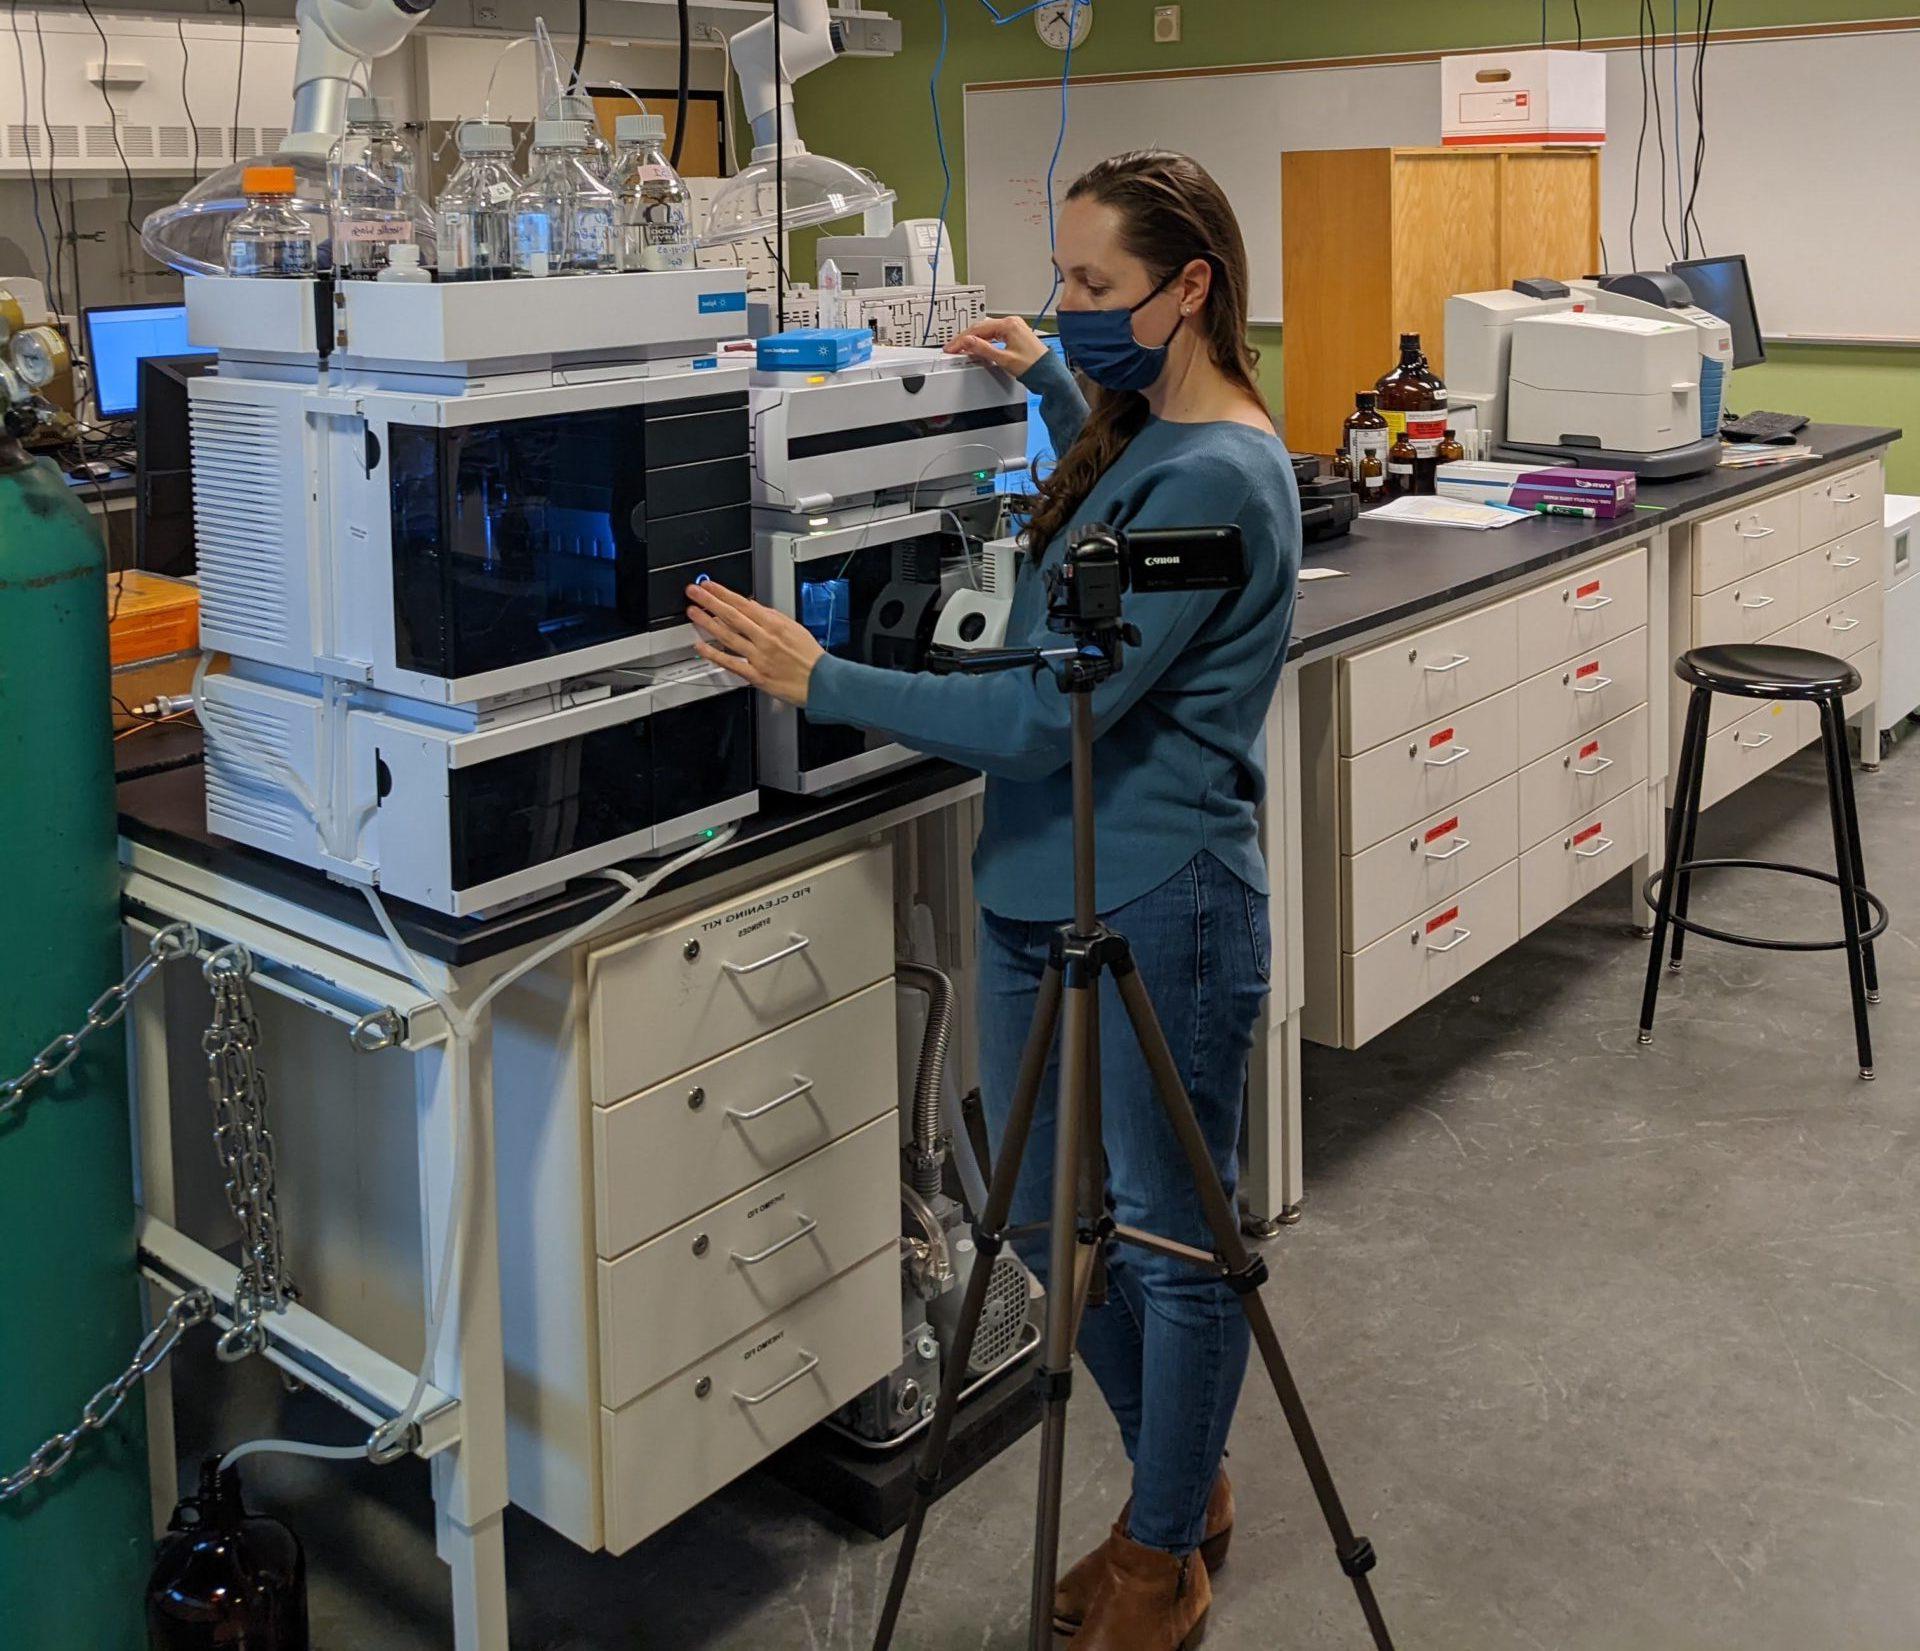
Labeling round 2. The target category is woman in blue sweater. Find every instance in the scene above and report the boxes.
[687,150,1300,1650]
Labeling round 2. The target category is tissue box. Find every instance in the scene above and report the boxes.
[755,328,875,372]
[1441,49,1607,147]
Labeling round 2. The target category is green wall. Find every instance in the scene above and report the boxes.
[796,0,1916,491]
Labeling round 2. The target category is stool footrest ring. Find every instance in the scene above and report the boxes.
[1642,858,1889,953]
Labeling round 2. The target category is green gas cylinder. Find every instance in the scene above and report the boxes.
[0,437,153,1650]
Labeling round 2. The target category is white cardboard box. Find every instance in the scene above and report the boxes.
[1441,49,1607,147]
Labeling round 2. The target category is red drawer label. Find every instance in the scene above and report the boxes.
[1576,660,1602,679]
[1574,821,1605,847]
[1579,739,1601,759]
[1425,816,1461,844]
[1426,906,1461,935]
[1429,726,1456,748]
[1576,579,1601,598]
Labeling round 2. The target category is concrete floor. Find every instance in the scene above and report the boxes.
[172,733,1920,1650]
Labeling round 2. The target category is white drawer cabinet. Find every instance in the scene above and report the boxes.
[1514,628,1649,767]
[1519,787,1650,938]
[592,981,897,1257]
[1518,705,1648,851]
[1342,775,1519,952]
[1338,598,1517,755]
[1796,523,1879,613]
[599,1243,899,1555]
[1339,689,1519,853]
[1695,700,1807,811]
[1800,461,1884,550]
[597,1115,900,1407]
[1513,545,1649,678]
[1690,561,1800,649]
[1692,492,1800,593]
[1795,587,1882,659]
[1342,862,1520,1047]
[588,847,894,1104]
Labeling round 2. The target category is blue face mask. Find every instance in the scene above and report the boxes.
[1055,270,1184,394]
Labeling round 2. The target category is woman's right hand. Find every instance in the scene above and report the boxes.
[945,315,1050,378]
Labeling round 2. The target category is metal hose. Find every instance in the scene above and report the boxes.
[897,960,954,1198]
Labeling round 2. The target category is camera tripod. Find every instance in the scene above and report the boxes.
[871,527,1393,1651]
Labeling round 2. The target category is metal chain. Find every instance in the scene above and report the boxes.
[0,922,200,1128]
[203,945,291,1363]
[0,1289,214,1502]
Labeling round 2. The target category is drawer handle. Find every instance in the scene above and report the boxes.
[1573,755,1615,777]
[1831,615,1862,633]
[1735,522,1776,540]
[1830,554,1862,568]
[1573,835,1615,859]
[730,1213,821,1266]
[1829,489,1862,505]
[726,1076,817,1122]
[1425,925,1474,954]
[1736,731,1774,750]
[722,934,813,976]
[732,1347,821,1406]
[1736,593,1775,611]
[1569,592,1614,612]
[1570,675,1614,695]
[1423,744,1472,768]
[1421,653,1473,674]
[1424,834,1472,862]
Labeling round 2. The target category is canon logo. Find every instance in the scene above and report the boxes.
[1144,555,1179,567]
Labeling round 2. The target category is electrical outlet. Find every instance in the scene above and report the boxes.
[1153,4,1182,43]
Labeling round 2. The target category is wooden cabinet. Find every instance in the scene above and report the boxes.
[1281,145,1601,455]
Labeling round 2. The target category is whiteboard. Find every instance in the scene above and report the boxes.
[964,24,1920,341]
[963,61,1443,323]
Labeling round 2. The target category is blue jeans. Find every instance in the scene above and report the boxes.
[977,851,1270,1554]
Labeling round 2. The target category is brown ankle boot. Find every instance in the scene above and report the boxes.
[1072,1530,1211,1650]
[1052,1520,1124,1636]
[1053,1472,1233,1635]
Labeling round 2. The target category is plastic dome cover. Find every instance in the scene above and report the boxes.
[702,147,894,246]
[141,150,437,278]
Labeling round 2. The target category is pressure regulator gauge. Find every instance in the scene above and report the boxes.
[1035,1,1092,51]
[10,325,69,390]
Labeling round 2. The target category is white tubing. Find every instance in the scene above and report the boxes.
[220,1437,369,1472]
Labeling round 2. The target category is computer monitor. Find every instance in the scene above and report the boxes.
[1671,254,1766,369]
[82,302,214,420]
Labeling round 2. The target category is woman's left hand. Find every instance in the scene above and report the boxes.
[686,581,824,707]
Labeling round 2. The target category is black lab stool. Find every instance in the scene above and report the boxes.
[1639,644,1888,1079]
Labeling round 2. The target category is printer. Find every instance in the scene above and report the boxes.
[1445,277,1722,478]
[1572,270,1735,436]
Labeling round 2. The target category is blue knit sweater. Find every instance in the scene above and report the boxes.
[806,351,1301,920]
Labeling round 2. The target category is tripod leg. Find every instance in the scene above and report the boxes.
[871,964,1063,1651]
[1027,974,1096,1651]
[1111,961,1397,1651]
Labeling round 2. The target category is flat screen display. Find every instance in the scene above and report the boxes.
[84,303,214,419]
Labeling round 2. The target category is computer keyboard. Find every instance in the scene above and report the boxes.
[1722,410,1810,444]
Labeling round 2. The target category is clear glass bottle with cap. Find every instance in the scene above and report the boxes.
[224,166,317,278]
[436,120,522,282]
[611,112,694,273]
[328,95,424,278]
[559,93,614,180]
[512,119,617,277]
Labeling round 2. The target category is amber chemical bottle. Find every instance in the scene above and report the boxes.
[1375,334,1449,465]
[1439,427,1466,464]
[1342,391,1390,499]
[1387,431,1418,498]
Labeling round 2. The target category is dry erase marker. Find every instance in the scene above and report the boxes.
[1536,503,1598,519]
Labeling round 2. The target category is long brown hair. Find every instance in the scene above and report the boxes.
[1025,149,1270,552]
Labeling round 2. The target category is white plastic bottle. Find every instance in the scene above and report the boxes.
[818,258,845,328]
[436,120,521,282]
[512,119,616,277]
[610,112,694,273]
[378,244,432,283]
[329,96,424,279]
[223,166,317,278]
